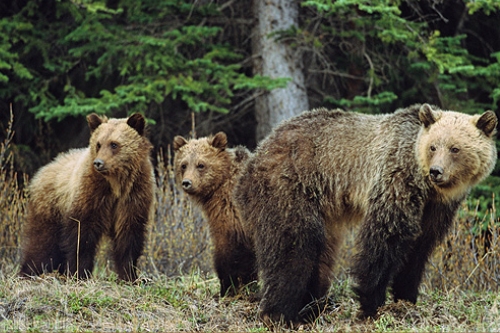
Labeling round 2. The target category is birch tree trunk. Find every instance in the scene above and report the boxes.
[252,0,309,142]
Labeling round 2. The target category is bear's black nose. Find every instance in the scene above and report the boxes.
[182,179,192,190]
[429,166,444,182]
[93,158,105,171]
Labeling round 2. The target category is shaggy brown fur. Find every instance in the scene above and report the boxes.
[235,104,497,324]
[173,132,256,297]
[19,113,155,281]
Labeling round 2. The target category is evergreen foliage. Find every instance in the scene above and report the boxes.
[0,0,285,121]
[1,0,499,189]
[300,0,500,116]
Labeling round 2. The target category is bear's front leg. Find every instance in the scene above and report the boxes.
[60,215,104,279]
[391,200,458,303]
[352,204,422,318]
[214,251,240,297]
[111,215,148,282]
[19,215,65,276]
[213,237,257,297]
[231,242,258,291]
[214,256,238,297]
[390,239,431,304]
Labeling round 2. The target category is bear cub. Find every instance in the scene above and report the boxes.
[235,104,497,324]
[173,132,256,297]
[20,113,155,281]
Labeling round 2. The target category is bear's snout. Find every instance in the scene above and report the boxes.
[182,179,193,191]
[429,166,444,183]
[93,158,106,172]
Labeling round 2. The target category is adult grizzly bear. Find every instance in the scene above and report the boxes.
[173,132,256,297]
[235,104,497,323]
[20,113,155,281]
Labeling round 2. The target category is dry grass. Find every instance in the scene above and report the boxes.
[0,268,498,332]
[1,111,500,331]
[424,201,500,293]
[0,108,26,268]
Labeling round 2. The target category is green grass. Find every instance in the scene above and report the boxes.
[1,109,500,331]
[0,270,499,332]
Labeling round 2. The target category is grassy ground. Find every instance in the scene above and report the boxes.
[1,110,500,332]
[0,265,499,332]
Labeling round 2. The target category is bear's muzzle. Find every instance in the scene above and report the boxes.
[93,158,107,173]
[429,165,445,183]
[182,179,193,191]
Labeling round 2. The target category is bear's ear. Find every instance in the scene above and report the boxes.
[87,113,104,133]
[127,113,146,136]
[234,146,251,163]
[476,110,498,138]
[173,136,188,151]
[210,132,227,150]
[418,104,437,128]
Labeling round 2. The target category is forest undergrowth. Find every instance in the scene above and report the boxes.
[0,111,499,332]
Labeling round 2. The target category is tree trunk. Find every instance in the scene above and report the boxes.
[252,0,309,142]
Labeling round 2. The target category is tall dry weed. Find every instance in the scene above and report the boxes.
[0,107,26,270]
[424,199,499,293]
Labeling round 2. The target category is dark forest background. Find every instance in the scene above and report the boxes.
[1,0,500,192]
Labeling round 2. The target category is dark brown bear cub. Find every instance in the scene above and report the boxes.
[20,113,155,281]
[173,132,256,297]
[235,104,497,324]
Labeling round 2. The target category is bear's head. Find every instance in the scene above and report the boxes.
[87,113,151,178]
[173,132,231,199]
[417,103,498,200]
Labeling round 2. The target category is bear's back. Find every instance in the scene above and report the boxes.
[30,148,91,214]
[242,106,425,227]
[252,106,422,183]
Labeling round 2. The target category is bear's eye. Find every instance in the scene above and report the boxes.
[197,163,205,170]
[110,142,119,150]
[96,142,101,150]
[181,164,187,170]
[450,147,460,154]
[430,145,436,152]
